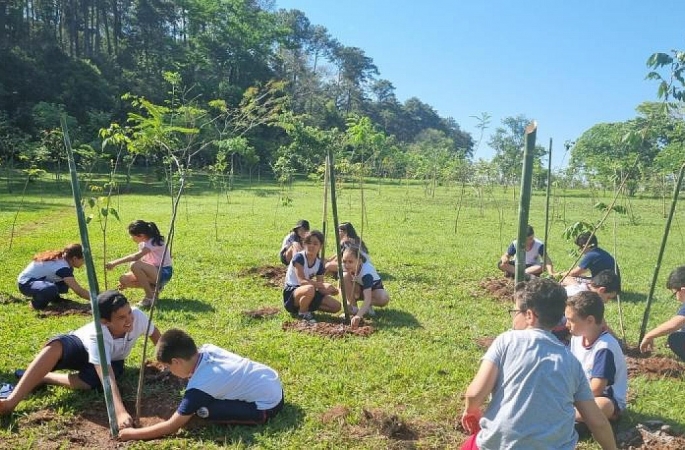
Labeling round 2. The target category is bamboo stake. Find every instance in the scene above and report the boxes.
[639,162,685,343]
[543,138,552,272]
[328,149,349,321]
[61,116,118,437]
[515,121,537,285]
[321,158,330,260]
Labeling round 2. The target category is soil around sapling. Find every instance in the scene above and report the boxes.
[35,298,92,318]
[242,306,281,319]
[282,318,375,338]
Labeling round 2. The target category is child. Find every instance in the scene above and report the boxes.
[118,329,284,441]
[341,246,389,329]
[460,278,616,450]
[497,225,554,278]
[282,230,341,322]
[325,222,369,276]
[279,219,309,266]
[560,232,620,287]
[0,290,161,429]
[106,220,173,307]
[565,270,620,303]
[566,291,627,422]
[17,243,90,309]
[640,265,685,361]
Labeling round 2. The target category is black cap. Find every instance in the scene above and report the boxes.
[293,219,310,232]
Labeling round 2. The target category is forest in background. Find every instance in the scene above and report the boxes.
[1,0,684,194]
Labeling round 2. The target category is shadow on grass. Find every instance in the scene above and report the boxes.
[0,291,25,305]
[155,297,216,313]
[373,308,421,329]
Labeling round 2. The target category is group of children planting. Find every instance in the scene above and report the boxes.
[3,218,684,447]
[461,225,685,449]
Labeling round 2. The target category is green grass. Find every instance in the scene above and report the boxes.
[1,173,684,448]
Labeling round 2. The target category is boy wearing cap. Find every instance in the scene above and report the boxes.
[279,219,310,266]
[118,328,284,441]
[0,290,160,429]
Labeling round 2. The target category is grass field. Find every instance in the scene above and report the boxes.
[0,172,684,449]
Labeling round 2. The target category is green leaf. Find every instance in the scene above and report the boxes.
[101,207,108,217]
[109,208,120,221]
[88,198,96,208]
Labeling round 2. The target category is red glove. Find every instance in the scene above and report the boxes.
[461,411,481,434]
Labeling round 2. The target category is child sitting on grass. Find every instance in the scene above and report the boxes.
[497,225,554,278]
[640,265,685,361]
[460,278,616,450]
[340,246,389,329]
[282,230,340,322]
[118,329,284,441]
[0,290,160,429]
[566,291,627,423]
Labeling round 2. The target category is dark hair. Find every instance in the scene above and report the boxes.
[128,220,164,246]
[526,225,534,237]
[591,270,620,294]
[156,329,198,363]
[303,230,324,245]
[575,231,598,249]
[292,219,310,233]
[338,222,369,254]
[34,243,84,262]
[97,290,129,321]
[666,266,685,290]
[343,245,367,263]
[513,278,567,329]
[566,291,605,324]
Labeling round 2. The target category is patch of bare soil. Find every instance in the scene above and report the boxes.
[282,320,375,338]
[242,306,281,319]
[239,265,286,288]
[624,346,685,380]
[617,420,685,450]
[35,299,92,318]
[4,362,190,449]
[478,277,515,303]
[320,406,465,449]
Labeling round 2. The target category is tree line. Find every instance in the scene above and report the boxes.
[0,1,682,195]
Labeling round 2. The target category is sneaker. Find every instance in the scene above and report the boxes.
[297,312,316,323]
[14,369,25,380]
[0,383,14,399]
[138,298,153,308]
[367,306,377,317]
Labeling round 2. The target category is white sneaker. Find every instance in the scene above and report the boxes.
[367,306,376,317]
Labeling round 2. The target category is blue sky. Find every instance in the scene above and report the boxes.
[275,0,685,169]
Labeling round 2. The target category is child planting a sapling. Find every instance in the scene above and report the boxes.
[0,290,160,429]
[118,329,284,441]
[640,265,685,361]
[340,246,389,329]
[566,291,627,423]
[460,278,616,450]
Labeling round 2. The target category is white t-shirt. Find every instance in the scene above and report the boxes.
[71,308,155,364]
[185,344,283,410]
[284,251,324,287]
[18,259,73,284]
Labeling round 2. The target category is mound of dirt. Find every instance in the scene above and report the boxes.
[617,420,685,450]
[239,265,286,288]
[360,408,418,441]
[624,348,685,380]
[282,320,374,338]
[35,299,91,318]
[478,277,514,303]
[243,306,281,319]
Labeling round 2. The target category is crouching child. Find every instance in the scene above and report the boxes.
[118,329,284,441]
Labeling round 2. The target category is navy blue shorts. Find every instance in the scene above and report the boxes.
[48,334,124,389]
[203,393,284,425]
[282,285,324,314]
[159,266,173,286]
[356,280,385,299]
[279,250,289,266]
